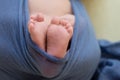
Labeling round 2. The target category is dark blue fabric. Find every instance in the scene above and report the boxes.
[92,40,120,80]
[0,0,100,80]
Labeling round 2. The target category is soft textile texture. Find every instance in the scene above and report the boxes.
[0,0,100,80]
[92,40,120,80]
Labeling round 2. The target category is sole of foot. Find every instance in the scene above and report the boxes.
[47,17,73,58]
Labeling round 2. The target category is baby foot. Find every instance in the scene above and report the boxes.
[47,17,73,58]
[28,14,48,51]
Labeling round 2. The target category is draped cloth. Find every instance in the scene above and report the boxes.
[92,40,120,80]
[0,0,100,80]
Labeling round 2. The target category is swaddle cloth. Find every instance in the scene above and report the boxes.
[92,40,120,80]
[0,0,100,80]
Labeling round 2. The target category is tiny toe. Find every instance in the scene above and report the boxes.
[28,20,35,29]
[28,22,35,33]
[67,26,73,35]
[61,14,75,26]
[30,14,38,20]
[60,20,68,26]
[51,17,60,24]
[37,13,44,22]
[66,23,72,29]
[30,19,36,24]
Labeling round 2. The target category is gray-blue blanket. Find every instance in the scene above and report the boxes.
[1,0,118,80]
[92,40,120,80]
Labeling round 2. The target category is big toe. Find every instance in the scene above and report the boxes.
[51,17,60,25]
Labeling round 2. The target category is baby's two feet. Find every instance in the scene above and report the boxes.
[28,13,74,58]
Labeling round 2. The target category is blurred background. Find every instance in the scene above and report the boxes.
[82,0,120,42]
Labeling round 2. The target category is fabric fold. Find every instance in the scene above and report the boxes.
[92,40,120,80]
